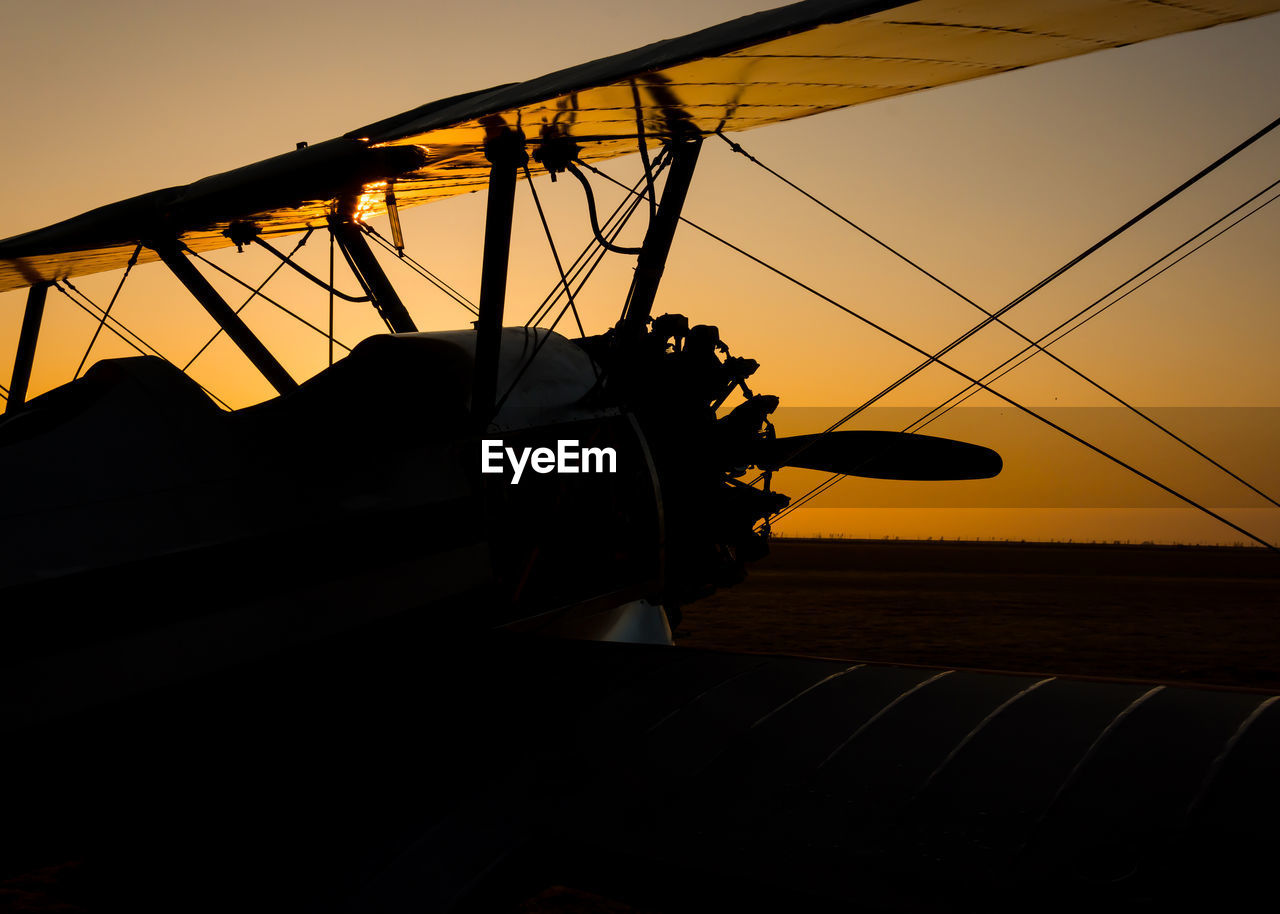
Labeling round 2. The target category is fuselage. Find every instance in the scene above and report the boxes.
[0,327,666,725]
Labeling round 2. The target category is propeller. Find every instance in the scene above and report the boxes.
[749,430,1002,481]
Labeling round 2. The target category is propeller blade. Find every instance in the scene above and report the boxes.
[753,431,1002,481]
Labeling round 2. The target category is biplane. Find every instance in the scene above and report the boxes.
[3,0,1280,910]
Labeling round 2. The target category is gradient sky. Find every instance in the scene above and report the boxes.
[3,0,1278,545]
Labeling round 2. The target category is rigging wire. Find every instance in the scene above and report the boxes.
[531,152,669,327]
[524,186,642,328]
[363,224,479,316]
[492,163,655,416]
[58,280,156,357]
[773,177,1280,526]
[75,242,142,380]
[910,185,1280,480]
[580,156,1277,551]
[251,235,369,302]
[53,280,231,410]
[723,112,1280,475]
[716,131,981,316]
[183,230,317,372]
[525,150,669,329]
[724,133,1280,508]
[580,159,1037,368]
[522,161,586,338]
[910,181,1280,430]
[186,246,354,353]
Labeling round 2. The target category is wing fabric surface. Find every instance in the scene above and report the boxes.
[11,634,1280,908]
[3,0,1278,292]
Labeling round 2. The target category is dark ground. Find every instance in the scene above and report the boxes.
[678,537,1280,691]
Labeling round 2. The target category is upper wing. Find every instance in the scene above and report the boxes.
[3,0,1277,293]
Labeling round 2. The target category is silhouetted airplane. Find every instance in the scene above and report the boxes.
[3,1,1278,910]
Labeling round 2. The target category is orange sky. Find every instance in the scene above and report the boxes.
[2,0,1278,545]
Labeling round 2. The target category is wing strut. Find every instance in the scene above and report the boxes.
[328,211,418,333]
[5,281,51,414]
[620,137,702,337]
[473,127,529,425]
[155,243,298,396]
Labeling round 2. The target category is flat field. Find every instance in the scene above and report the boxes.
[677,538,1280,690]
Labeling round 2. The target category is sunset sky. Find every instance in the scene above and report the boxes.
[2,0,1278,546]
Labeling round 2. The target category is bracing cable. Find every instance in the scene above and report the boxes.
[581,155,1277,550]
[184,230,316,372]
[723,132,1280,510]
[773,177,1280,526]
[908,186,1280,507]
[910,181,1280,429]
[729,112,1280,476]
[523,161,586,338]
[363,225,479,316]
[492,163,655,416]
[525,150,669,329]
[186,247,354,353]
[54,280,231,410]
[75,242,142,379]
[251,235,369,302]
